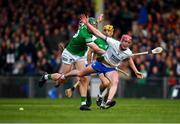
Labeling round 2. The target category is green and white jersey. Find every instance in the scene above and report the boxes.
[94,37,108,51]
[94,37,109,58]
[66,25,94,56]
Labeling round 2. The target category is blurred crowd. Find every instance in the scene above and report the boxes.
[104,0,180,88]
[0,0,179,87]
[0,0,94,75]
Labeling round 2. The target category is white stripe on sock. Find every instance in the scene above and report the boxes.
[81,101,86,105]
[44,75,48,80]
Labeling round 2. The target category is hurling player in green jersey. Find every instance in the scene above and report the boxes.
[87,25,114,107]
[38,15,105,111]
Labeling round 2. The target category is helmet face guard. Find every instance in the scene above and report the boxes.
[88,17,98,27]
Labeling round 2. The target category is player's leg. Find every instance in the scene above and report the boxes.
[99,73,110,95]
[38,49,73,87]
[85,77,92,107]
[63,64,94,107]
[70,75,92,107]
[101,71,119,109]
[100,74,111,103]
[38,63,72,87]
[61,61,98,110]
[75,60,93,110]
[54,63,73,87]
[63,64,96,78]
[96,73,110,106]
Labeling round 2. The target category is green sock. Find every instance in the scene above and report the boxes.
[80,96,86,105]
[48,74,52,80]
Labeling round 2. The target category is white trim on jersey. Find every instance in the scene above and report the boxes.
[92,35,97,41]
[86,35,97,45]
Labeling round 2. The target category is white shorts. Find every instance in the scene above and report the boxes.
[61,49,87,64]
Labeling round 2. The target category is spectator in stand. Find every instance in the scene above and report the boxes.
[175,48,180,79]
[0,0,95,75]
[167,70,177,97]
[147,66,162,97]
[0,0,179,79]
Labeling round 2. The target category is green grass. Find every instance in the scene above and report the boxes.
[0,98,180,123]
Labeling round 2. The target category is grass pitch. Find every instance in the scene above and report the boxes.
[0,98,180,123]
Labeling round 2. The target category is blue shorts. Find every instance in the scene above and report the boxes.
[91,61,116,74]
[86,63,102,75]
[85,64,89,67]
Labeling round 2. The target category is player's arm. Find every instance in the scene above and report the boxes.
[83,27,105,55]
[87,42,105,55]
[87,48,94,64]
[128,57,144,78]
[80,14,107,40]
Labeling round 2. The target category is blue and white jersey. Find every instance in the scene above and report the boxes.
[103,37,132,67]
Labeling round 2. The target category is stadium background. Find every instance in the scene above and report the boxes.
[0,0,180,123]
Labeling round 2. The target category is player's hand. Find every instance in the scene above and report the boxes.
[135,71,144,79]
[80,14,88,24]
[97,14,104,23]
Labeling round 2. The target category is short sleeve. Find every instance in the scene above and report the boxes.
[126,48,133,56]
[106,37,120,47]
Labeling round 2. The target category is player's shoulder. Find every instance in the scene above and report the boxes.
[125,48,132,55]
[79,25,91,35]
[79,24,88,31]
[107,37,120,44]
